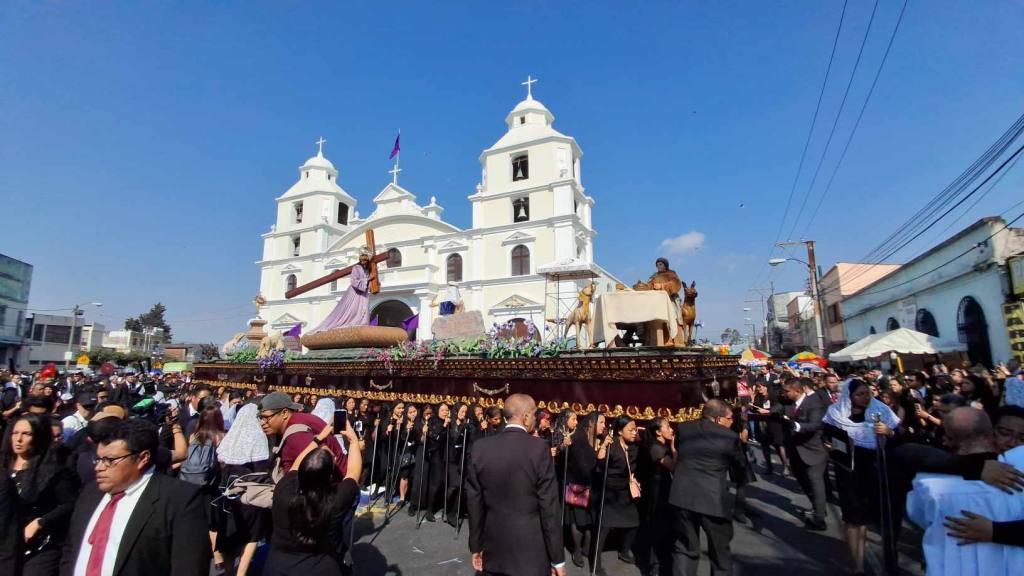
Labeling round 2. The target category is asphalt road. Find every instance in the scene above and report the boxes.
[344,449,926,576]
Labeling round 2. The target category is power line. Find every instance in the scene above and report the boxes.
[798,0,909,239]
[747,0,850,293]
[786,0,881,241]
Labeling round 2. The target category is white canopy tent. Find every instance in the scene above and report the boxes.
[829,328,967,363]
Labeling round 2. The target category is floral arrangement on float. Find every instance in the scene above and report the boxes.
[365,319,572,372]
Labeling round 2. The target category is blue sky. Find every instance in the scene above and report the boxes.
[3,1,1023,344]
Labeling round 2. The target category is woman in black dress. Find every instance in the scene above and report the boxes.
[638,417,675,576]
[445,403,473,527]
[590,415,640,576]
[397,404,421,509]
[566,412,604,568]
[217,403,271,576]
[822,378,899,575]
[265,420,363,576]
[420,403,449,521]
[751,381,788,474]
[2,413,78,576]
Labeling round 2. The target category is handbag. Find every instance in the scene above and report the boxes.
[223,423,311,509]
[564,483,591,508]
[624,443,642,500]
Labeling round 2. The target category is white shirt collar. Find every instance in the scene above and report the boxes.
[120,467,155,498]
[505,423,527,432]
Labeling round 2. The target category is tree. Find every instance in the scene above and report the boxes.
[721,328,742,345]
[125,303,172,340]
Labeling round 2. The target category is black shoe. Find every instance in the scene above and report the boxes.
[571,551,585,568]
[425,513,436,522]
[803,516,827,531]
[618,551,636,564]
[406,505,416,516]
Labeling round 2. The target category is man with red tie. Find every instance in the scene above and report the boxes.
[815,373,841,405]
[61,419,211,576]
[774,377,830,531]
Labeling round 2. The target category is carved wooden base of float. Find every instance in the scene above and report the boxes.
[300,326,409,350]
[195,351,739,423]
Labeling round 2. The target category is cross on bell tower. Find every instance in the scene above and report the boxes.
[521,75,538,99]
[315,136,327,156]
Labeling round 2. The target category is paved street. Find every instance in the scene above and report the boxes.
[346,450,926,576]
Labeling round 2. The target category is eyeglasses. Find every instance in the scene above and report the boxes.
[258,410,283,422]
[93,452,138,469]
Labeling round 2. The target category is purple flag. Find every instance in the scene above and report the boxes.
[401,314,419,333]
[284,323,302,338]
[389,132,400,159]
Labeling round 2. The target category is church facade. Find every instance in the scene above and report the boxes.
[256,87,619,341]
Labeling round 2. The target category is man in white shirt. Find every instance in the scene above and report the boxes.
[61,419,210,576]
[61,392,96,443]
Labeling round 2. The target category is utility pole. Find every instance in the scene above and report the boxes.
[776,241,826,357]
[64,305,81,372]
[747,286,773,353]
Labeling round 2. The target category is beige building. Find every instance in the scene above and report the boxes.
[820,263,901,351]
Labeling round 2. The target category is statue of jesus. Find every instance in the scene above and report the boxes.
[308,250,376,333]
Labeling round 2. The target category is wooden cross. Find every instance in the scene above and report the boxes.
[285,229,385,299]
[521,75,538,98]
[315,136,326,155]
[389,163,402,185]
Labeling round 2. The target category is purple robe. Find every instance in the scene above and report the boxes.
[309,263,370,333]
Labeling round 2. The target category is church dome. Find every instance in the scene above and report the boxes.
[511,95,551,114]
[302,152,335,170]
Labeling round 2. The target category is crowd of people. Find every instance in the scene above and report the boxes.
[0,358,1021,576]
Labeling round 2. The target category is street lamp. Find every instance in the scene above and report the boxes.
[65,302,102,372]
[768,255,826,356]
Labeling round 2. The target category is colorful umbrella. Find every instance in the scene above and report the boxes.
[739,348,770,366]
[790,351,829,367]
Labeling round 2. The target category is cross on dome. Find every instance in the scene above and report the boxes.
[521,75,538,99]
[315,136,327,156]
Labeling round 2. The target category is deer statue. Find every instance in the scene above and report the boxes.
[679,280,698,346]
[564,282,596,349]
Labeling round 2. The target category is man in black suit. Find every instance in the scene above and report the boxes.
[466,393,565,576]
[61,419,211,576]
[776,377,829,530]
[668,399,745,576]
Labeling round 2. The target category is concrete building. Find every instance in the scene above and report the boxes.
[786,295,815,351]
[256,82,618,341]
[820,263,902,352]
[79,323,107,352]
[102,327,166,355]
[0,254,32,371]
[843,217,1024,367]
[25,313,84,368]
[767,290,805,355]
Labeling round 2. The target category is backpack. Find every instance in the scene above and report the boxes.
[180,440,218,486]
[223,423,312,508]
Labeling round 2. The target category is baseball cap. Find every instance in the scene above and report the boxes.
[77,392,98,407]
[258,391,303,412]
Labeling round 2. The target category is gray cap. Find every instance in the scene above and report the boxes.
[258,391,302,412]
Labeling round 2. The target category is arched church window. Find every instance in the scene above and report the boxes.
[512,154,529,181]
[337,203,349,225]
[294,202,303,224]
[512,197,530,223]
[386,248,402,268]
[286,274,297,293]
[291,236,300,257]
[916,309,939,337]
[511,245,530,276]
[447,254,463,283]
[886,317,900,331]
[869,326,877,335]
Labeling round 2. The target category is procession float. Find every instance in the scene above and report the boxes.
[195,232,739,423]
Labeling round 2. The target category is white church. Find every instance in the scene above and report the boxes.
[256,81,620,341]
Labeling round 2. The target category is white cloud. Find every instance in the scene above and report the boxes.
[659,231,706,256]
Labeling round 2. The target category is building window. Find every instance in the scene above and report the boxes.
[294,201,303,223]
[305,171,309,178]
[512,197,530,223]
[519,116,525,125]
[886,317,900,331]
[916,309,939,337]
[32,324,44,342]
[0,305,5,328]
[45,324,71,344]
[286,274,297,293]
[827,303,841,324]
[512,153,529,181]
[328,174,332,181]
[446,254,463,283]
[338,203,349,225]
[386,248,402,268]
[869,326,877,335]
[511,245,530,276]
[292,236,301,257]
